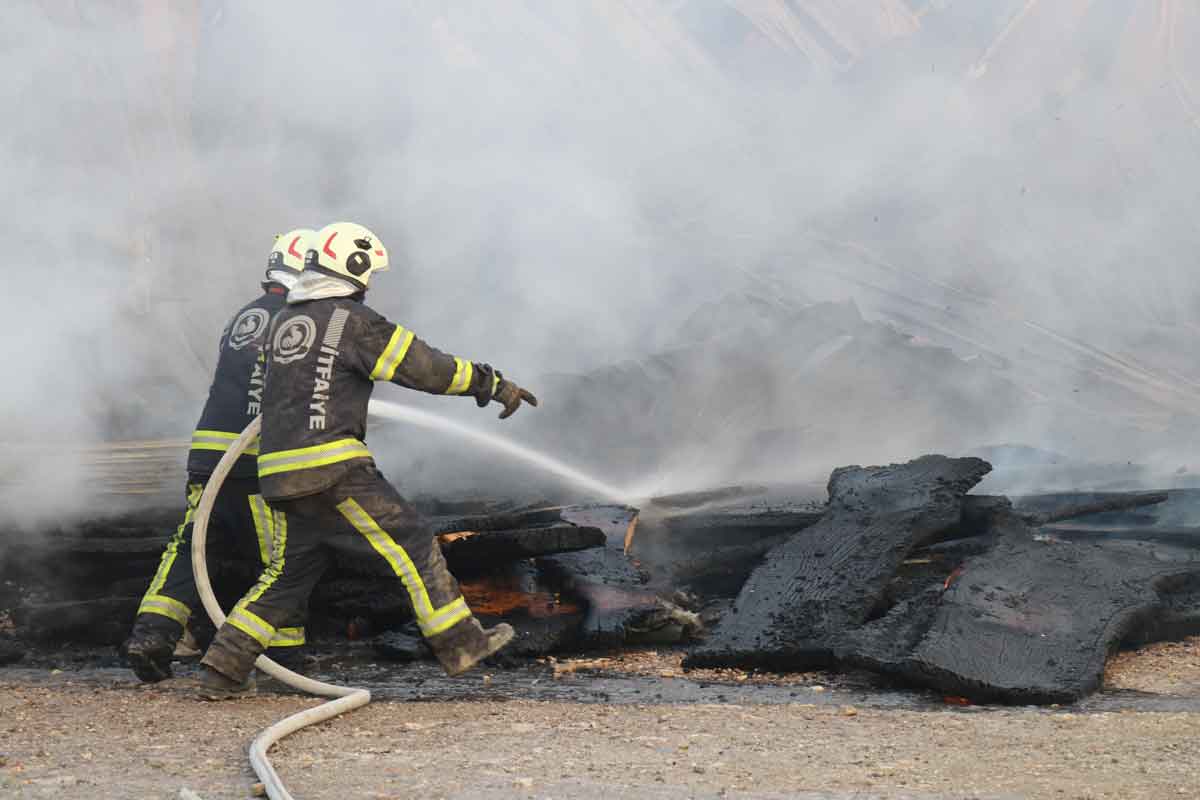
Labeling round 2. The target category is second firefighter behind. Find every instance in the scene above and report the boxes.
[121,229,316,682]
[199,221,538,696]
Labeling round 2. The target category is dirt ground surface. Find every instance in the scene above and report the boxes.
[3,639,1200,800]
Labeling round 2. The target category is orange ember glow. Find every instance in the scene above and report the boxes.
[943,566,964,591]
[460,579,580,618]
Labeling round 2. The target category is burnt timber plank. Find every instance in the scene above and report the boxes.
[537,505,658,649]
[635,507,825,550]
[844,511,1200,703]
[647,485,768,510]
[429,506,566,535]
[632,504,825,593]
[331,522,605,575]
[685,455,991,670]
[1021,492,1169,525]
[662,533,793,597]
[1040,525,1200,546]
[14,597,141,645]
[1011,491,1172,524]
[439,524,604,569]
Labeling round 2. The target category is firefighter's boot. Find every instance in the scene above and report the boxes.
[432,619,515,677]
[198,664,257,701]
[120,626,178,683]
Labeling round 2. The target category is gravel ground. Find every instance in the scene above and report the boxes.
[2,638,1200,800]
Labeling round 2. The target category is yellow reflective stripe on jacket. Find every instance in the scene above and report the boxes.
[190,430,261,456]
[270,627,306,647]
[257,438,371,478]
[138,594,191,626]
[248,494,275,565]
[228,605,276,648]
[445,358,474,395]
[370,325,416,381]
[336,498,472,637]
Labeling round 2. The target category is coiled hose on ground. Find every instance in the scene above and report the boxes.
[191,415,370,800]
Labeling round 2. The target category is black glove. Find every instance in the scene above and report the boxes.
[492,376,538,420]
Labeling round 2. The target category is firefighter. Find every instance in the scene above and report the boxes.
[198,221,537,697]
[120,229,317,683]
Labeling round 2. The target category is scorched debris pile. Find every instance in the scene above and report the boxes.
[5,456,1200,703]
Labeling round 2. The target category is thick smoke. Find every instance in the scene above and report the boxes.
[3,1,1200,523]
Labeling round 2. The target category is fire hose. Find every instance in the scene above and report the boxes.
[191,415,370,800]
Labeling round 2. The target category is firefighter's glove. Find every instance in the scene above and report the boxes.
[493,376,538,420]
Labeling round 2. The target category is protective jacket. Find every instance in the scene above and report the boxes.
[186,288,287,478]
[257,296,498,500]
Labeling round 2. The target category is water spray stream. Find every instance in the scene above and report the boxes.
[368,399,634,505]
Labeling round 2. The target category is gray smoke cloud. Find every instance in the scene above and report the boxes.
[4,1,1200,523]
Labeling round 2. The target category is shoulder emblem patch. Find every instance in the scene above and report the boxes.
[228,308,270,350]
[273,315,317,364]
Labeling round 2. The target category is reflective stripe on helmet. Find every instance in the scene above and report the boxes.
[370,325,416,381]
[257,438,372,478]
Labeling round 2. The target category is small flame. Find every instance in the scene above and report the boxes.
[460,579,580,618]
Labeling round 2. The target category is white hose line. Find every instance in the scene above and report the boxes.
[191,415,370,800]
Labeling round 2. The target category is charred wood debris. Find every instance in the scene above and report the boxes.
[3,458,1200,703]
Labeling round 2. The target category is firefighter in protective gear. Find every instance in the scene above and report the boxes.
[120,229,317,683]
[198,221,537,697]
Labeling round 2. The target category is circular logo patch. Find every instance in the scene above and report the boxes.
[228,308,270,350]
[272,315,317,364]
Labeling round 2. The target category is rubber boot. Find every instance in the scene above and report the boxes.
[432,619,515,677]
[120,628,177,684]
[198,664,257,701]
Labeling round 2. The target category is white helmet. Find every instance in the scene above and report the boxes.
[266,228,316,288]
[308,221,390,290]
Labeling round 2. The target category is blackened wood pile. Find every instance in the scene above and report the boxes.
[843,509,1200,703]
[5,458,1200,704]
[683,457,1200,703]
[0,503,630,646]
[686,455,993,670]
[0,499,701,659]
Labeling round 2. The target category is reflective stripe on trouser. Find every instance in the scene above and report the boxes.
[203,463,476,683]
[132,477,306,648]
[136,483,204,626]
[246,496,307,648]
[336,498,471,636]
[248,493,276,570]
[223,509,307,648]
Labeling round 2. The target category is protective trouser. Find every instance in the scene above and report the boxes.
[202,462,484,682]
[132,476,306,648]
